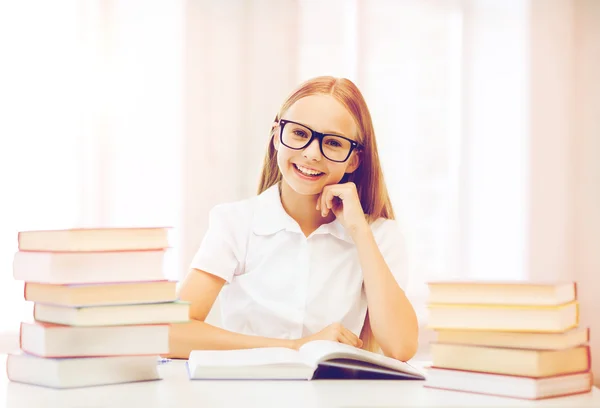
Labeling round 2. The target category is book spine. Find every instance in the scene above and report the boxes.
[587,327,591,342]
[5,354,11,382]
[17,248,171,254]
[586,344,592,371]
[423,384,592,400]
[18,322,23,351]
[20,349,167,359]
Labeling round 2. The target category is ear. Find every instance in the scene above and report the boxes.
[345,150,362,174]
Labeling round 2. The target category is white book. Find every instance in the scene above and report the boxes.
[13,250,166,284]
[425,367,593,400]
[33,301,189,326]
[20,322,169,357]
[7,353,161,389]
[187,340,425,380]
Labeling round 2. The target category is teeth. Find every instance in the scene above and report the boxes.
[296,164,323,176]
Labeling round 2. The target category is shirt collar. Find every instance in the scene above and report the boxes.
[252,183,353,244]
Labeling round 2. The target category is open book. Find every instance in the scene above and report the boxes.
[187,340,425,380]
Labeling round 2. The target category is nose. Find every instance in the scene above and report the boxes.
[303,138,322,161]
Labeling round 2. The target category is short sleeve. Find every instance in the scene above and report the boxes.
[189,204,242,283]
[371,218,409,290]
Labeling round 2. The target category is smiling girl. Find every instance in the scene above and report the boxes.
[169,76,418,361]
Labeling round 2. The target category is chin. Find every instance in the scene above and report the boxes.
[282,175,324,196]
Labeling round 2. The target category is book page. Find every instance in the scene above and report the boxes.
[188,347,305,368]
[298,340,424,378]
[299,340,361,364]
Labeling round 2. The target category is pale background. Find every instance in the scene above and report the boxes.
[0,0,598,384]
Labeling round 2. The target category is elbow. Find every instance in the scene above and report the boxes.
[383,332,419,362]
[389,340,418,362]
[164,324,188,359]
[164,320,201,359]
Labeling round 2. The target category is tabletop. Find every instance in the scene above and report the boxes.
[1,359,599,407]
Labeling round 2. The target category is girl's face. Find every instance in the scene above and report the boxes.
[274,95,361,196]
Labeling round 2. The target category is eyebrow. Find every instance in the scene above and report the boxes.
[312,126,356,142]
[322,129,347,136]
[287,119,348,138]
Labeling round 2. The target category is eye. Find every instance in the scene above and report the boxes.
[293,130,309,138]
[325,139,342,147]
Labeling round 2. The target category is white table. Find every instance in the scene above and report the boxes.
[1,359,599,407]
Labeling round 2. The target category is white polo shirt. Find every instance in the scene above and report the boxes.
[190,183,407,339]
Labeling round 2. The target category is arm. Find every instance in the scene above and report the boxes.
[166,268,295,359]
[351,226,418,361]
[318,182,419,361]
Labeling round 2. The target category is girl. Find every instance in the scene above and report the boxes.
[169,76,418,361]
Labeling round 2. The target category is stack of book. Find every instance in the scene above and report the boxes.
[424,281,593,400]
[7,227,189,389]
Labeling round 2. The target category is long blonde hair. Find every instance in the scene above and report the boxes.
[257,76,395,352]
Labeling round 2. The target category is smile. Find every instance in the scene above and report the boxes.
[293,163,324,178]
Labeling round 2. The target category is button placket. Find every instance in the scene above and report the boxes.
[296,236,314,338]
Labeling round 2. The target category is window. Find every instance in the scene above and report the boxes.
[0,1,183,339]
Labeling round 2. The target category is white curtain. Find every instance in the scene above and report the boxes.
[0,0,539,357]
[0,0,184,338]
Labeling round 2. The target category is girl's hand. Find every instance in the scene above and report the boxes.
[316,182,368,235]
[292,322,363,350]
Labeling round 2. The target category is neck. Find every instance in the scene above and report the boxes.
[279,181,335,237]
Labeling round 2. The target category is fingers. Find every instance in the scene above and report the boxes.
[334,325,362,348]
[320,188,338,217]
[321,191,330,217]
[317,184,355,217]
[336,332,355,346]
[324,191,335,215]
[341,327,363,348]
[321,323,363,348]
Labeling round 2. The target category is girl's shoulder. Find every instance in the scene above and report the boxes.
[369,217,406,244]
[369,217,400,232]
[208,194,261,227]
[207,185,282,238]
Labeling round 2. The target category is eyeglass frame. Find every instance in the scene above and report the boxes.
[277,119,363,163]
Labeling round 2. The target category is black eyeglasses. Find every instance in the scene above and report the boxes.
[278,119,362,163]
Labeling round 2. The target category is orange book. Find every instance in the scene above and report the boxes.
[426,280,576,306]
[427,301,579,332]
[18,227,171,252]
[24,280,177,307]
[427,281,577,306]
[430,342,591,377]
[434,327,589,350]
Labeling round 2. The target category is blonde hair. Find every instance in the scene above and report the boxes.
[257,76,395,352]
